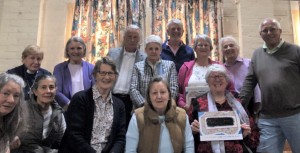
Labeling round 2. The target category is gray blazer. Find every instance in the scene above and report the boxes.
[106,47,147,91]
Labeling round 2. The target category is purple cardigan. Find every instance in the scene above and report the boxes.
[177,58,236,108]
[53,60,95,107]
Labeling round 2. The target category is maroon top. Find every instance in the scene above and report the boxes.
[189,94,260,153]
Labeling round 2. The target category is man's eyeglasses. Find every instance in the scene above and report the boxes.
[261,28,278,34]
[209,75,225,80]
[98,71,115,76]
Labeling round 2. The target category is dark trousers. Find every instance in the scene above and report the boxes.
[113,93,133,129]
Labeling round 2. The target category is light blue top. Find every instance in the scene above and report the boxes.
[125,114,194,153]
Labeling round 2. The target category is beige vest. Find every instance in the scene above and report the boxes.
[134,100,186,153]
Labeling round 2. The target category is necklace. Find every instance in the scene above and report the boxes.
[215,97,226,103]
[25,70,39,95]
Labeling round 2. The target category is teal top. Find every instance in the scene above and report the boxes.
[263,39,284,54]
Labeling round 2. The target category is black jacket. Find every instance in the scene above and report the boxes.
[6,64,51,100]
[59,88,126,153]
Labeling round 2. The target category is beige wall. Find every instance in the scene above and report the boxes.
[0,0,297,72]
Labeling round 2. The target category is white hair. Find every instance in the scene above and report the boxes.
[205,64,231,83]
[167,19,183,29]
[259,18,281,31]
[193,34,213,51]
[219,36,240,54]
[145,35,162,48]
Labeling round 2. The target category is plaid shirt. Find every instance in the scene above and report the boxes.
[129,58,178,109]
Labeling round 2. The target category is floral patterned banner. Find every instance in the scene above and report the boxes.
[71,0,222,63]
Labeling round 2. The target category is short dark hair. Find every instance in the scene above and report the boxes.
[92,56,119,79]
[31,74,57,101]
[146,76,172,113]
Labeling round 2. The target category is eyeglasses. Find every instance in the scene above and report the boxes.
[209,75,225,80]
[197,44,210,48]
[261,28,278,34]
[98,71,115,76]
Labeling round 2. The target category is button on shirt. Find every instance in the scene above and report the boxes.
[91,85,114,152]
[113,49,137,94]
[225,56,261,103]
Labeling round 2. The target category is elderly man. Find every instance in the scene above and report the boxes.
[220,36,261,123]
[161,19,195,72]
[106,24,147,128]
[239,18,300,153]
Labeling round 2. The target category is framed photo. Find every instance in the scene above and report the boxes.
[185,86,210,106]
[198,110,243,141]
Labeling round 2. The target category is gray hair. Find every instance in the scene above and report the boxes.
[193,34,213,51]
[259,18,282,31]
[219,36,240,54]
[0,73,28,150]
[145,35,162,48]
[64,36,86,58]
[205,64,231,83]
[146,76,172,113]
[92,56,119,80]
[120,24,142,47]
[31,74,57,101]
[167,19,183,29]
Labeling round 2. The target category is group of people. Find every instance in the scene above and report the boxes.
[0,17,299,153]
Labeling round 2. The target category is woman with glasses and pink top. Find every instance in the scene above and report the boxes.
[177,34,236,115]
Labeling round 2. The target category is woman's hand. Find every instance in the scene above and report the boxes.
[241,123,251,138]
[9,136,21,150]
[191,120,200,134]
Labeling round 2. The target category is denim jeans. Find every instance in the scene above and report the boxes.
[257,112,300,153]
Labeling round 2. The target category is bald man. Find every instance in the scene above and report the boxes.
[239,18,300,153]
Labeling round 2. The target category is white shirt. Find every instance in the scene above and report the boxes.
[113,49,137,94]
[188,65,209,87]
[68,64,84,96]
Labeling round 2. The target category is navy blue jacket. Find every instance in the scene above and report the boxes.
[6,64,51,100]
[160,40,195,72]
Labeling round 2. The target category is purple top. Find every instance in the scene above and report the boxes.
[225,56,261,103]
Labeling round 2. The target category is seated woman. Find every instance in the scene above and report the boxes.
[130,35,178,109]
[126,76,194,153]
[0,73,27,153]
[7,45,51,100]
[11,74,66,153]
[59,57,126,153]
[53,36,95,111]
[190,64,259,153]
[178,34,235,113]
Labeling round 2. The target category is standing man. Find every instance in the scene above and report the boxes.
[106,25,147,128]
[161,19,195,72]
[239,18,300,153]
[220,36,261,123]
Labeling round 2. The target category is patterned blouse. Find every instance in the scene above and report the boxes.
[189,94,260,153]
[91,85,114,152]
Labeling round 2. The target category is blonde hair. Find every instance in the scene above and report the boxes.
[22,45,43,59]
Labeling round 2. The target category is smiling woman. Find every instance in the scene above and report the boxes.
[11,74,66,153]
[53,36,95,111]
[6,45,52,100]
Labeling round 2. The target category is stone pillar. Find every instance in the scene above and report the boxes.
[236,0,274,59]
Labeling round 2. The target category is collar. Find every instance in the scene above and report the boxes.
[144,99,177,124]
[166,40,184,47]
[224,56,243,66]
[123,48,137,56]
[263,38,284,54]
[92,85,113,103]
[146,57,162,67]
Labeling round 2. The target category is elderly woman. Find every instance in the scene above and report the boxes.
[220,36,261,122]
[126,76,194,153]
[178,34,235,113]
[53,36,95,111]
[7,45,51,100]
[11,74,66,153]
[59,56,126,153]
[0,74,27,153]
[190,64,259,153]
[130,35,178,109]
